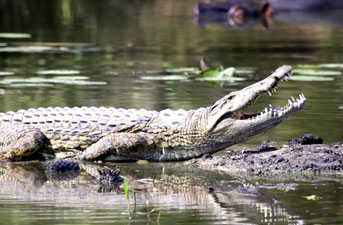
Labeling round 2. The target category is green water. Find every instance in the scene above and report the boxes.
[0,0,343,224]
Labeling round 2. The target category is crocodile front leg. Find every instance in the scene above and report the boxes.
[80,133,159,161]
[0,125,50,161]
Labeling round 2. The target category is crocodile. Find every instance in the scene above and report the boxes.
[0,65,306,162]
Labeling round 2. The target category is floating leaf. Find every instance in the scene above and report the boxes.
[124,178,130,201]
[289,76,334,81]
[17,42,95,47]
[0,78,106,85]
[199,68,221,78]
[0,71,14,76]
[37,70,80,75]
[220,67,236,77]
[296,63,343,69]
[140,75,188,81]
[304,195,320,200]
[0,46,62,53]
[319,63,343,68]
[196,77,246,82]
[293,69,341,76]
[10,83,53,87]
[295,64,320,69]
[0,46,99,53]
[235,68,256,74]
[165,67,199,73]
[52,76,89,80]
[200,67,237,78]
[0,33,31,38]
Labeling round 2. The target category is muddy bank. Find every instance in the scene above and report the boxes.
[188,143,343,177]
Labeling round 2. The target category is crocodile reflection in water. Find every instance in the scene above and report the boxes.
[0,162,308,223]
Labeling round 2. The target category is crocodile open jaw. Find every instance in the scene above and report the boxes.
[207,65,306,149]
[235,93,306,121]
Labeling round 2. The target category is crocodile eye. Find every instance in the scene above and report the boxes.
[227,95,234,100]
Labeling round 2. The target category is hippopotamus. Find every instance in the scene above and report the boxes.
[194,0,272,27]
[194,0,343,28]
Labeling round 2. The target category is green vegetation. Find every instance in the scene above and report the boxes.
[124,178,129,202]
[200,67,236,78]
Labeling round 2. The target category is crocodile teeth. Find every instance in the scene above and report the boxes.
[246,93,306,121]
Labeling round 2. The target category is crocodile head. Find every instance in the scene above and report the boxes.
[206,65,306,147]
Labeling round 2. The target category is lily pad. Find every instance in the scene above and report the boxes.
[0,71,14,76]
[165,67,200,74]
[37,70,80,75]
[140,75,188,81]
[289,76,334,81]
[304,195,320,201]
[196,77,246,82]
[235,68,256,74]
[0,78,106,85]
[319,63,343,68]
[52,76,89,80]
[293,69,341,76]
[10,83,53,87]
[295,64,320,69]
[0,46,62,53]
[0,33,31,38]
[296,63,343,69]
[0,46,99,54]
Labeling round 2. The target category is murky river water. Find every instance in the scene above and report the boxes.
[0,0,343,224]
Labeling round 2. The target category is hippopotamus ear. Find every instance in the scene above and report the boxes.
[260,1,273,28]
[260,1,273,17]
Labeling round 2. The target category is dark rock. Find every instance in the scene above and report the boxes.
[256,140,278,151]
[45,160,81,181]
[289,134,323,145]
